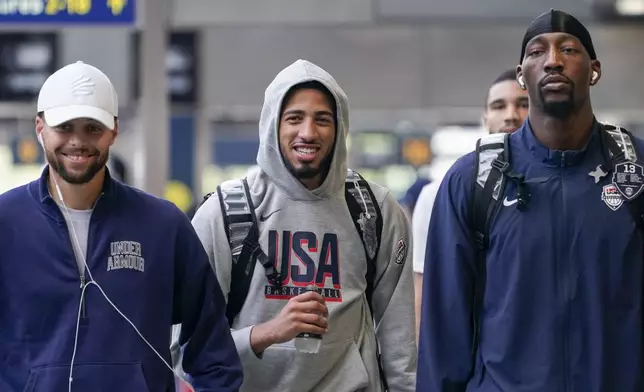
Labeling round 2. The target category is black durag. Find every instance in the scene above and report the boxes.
[520,9,597,62]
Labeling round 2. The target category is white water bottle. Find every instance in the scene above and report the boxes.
[294,285,323,354]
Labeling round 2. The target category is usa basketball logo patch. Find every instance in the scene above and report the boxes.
[602,184,624,211]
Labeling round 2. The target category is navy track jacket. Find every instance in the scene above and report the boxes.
[0,168,243,391]
[417,120,644,391]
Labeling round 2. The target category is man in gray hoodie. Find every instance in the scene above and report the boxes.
[187,59,416,391]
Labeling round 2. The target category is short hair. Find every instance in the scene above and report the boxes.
[484,69,519,108]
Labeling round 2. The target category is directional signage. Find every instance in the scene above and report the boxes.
[0,0,135,24]
[131,31,199,104]
[0,33,58,102]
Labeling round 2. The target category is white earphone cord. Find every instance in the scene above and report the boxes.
[51,179,193,392]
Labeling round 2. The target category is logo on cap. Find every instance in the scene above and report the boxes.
[71,74,95,96]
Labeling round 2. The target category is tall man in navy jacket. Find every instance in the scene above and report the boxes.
[417,9,644,392]
[0,61,243,391]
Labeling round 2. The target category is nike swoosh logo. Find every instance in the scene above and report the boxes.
[259,209,282,222]
[503,197,518,207]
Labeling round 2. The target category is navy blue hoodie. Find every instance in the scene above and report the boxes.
[417,121,644,391]
[0,168,243,391]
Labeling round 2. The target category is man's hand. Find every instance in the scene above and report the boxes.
[250,291,328,354]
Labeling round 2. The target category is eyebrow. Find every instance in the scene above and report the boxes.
[488,96,528,107]
[56,120,105,128]
[526,36,546,47]
[283,109,334,117]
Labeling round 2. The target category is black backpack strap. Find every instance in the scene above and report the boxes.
[344,169,388,389]
[345,169,383,307]
[217,178,282,327]
[472,133,512,248]
[470,132,512,369]
[600,123,644,231]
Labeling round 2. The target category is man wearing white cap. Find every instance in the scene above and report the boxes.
[0,61,243,391]
[36,61,119,187]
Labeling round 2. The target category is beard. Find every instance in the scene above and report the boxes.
[46,148,108,185]
[541,96,575,119]
[538,78,576,120]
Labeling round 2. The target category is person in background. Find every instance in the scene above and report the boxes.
[399,171,431,219]
[411,68,528,337]
[107,153,128,184]
[482,69,530,135]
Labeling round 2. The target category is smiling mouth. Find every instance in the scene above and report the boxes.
[294,146,319,161]
[62,153,96,163]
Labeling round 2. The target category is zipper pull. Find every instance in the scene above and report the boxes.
[79,275,88,320]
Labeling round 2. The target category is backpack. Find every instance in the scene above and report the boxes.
[470,123,644,364]
[199,168,391,388]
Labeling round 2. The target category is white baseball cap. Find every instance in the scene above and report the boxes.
[37,61,118,130]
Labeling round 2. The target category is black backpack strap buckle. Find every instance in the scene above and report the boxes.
[491,158,510,174]
[256,251,282,288]
[473,230,487,250]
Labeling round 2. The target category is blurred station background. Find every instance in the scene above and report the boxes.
[2,0,644,215]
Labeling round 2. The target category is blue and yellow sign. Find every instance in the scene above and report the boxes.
[0,0,135,24]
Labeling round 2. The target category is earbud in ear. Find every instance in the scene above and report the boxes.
[591,71,598,84]
[518,77,526,90]
[37,133,44,147]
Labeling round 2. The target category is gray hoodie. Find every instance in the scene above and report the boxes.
[190,59,416,392]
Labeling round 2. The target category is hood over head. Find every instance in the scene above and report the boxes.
[256,59,350,201]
